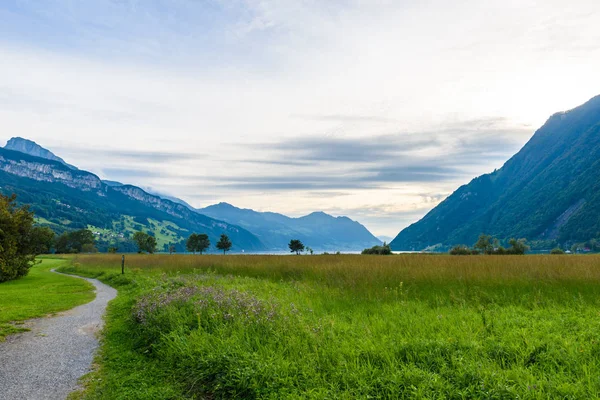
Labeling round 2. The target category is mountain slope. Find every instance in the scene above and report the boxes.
[0,147,265,252]
[197,203,381,251]
[391,95,600,250]
[5,137,78,170]
[2,137,380,252]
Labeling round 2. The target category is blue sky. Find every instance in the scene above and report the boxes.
[1,0,600,236]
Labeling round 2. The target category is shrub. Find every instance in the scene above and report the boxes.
[449,245,479,255]
[551,248,566,255]
[362,244,392,255]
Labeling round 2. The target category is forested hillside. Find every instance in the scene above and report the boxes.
[391,95,600,250]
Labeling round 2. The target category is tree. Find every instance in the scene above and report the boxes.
[186,233,199,254]
[55,229,95,254]
[0,194,46,282]
[289,239,305,255]
[551,247,565,255]
[216,234,232,255]
[133,231,157,254]
[186,233,210,254]
[507,238,529,255]
[169,245,176,255]
[196,234,210,255]
[474,234,494,255]
[28,226,55,254]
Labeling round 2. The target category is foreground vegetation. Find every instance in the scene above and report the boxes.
[0,258,95,340]
[60,254,600,399]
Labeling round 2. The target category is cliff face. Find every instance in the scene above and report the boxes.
[0,150,103,191]
[0,147,264,251]
[113,185,235,231]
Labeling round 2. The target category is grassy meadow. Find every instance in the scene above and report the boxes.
[0,258,95,341]
[59,254,600,399]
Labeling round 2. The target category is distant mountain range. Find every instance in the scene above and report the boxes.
[197,202,381,251]
[391,95,600,251]
[1,137,380,252]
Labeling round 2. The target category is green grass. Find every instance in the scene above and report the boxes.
[0,258,96,341]
[60,254,600,399]
[88,215,187,249]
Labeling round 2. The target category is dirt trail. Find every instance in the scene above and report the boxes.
[0,271,117,400]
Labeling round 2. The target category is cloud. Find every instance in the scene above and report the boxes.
[255,135,439,163]
[101,168,164,179]
[56,147,203,163]
[293,114,397,123]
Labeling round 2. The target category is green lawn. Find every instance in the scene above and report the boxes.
[0,258,96,341]
[60,254,600,399]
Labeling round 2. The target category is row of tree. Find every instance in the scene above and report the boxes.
[450,234,529,255]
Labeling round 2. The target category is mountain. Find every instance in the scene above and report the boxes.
[391,95,600,251]
[197,203,381,251]
[0,147,265,252]
[2,137,381,252]
[378,236,394,244]
[5,137,78,170]
[141,187,196,211]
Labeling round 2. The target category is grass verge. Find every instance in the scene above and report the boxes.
[0,258,96,341]
[60,254,600,399]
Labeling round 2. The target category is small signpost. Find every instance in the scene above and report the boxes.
[121,255,125,275]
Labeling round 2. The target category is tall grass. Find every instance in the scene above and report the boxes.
[74,253,600,283]
[62,254,600,399]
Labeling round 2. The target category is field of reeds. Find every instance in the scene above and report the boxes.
[60,254,600,399]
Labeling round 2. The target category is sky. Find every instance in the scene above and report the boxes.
[1,0,600,238]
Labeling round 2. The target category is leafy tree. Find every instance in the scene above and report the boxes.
[289,239,305,255]
[133,231,157,254]
[169,245,176,255]
[474,234,495,255]
[186,233,199,254]
[507,238,529,255]
[551,247,565,255]
[186,233,210,254]
[55,229,96,254]
[196,234,210,255]
[28,226,55,254]
[0,194,48,282]
[216,234,232,255]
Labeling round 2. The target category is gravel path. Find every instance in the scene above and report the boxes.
[0,271,117,400]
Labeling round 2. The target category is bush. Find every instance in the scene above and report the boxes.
[362,244,392,255]
[449,245,479,255]
[551,248,566,255]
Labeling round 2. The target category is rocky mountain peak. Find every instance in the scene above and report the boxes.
[4,137,77,170]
